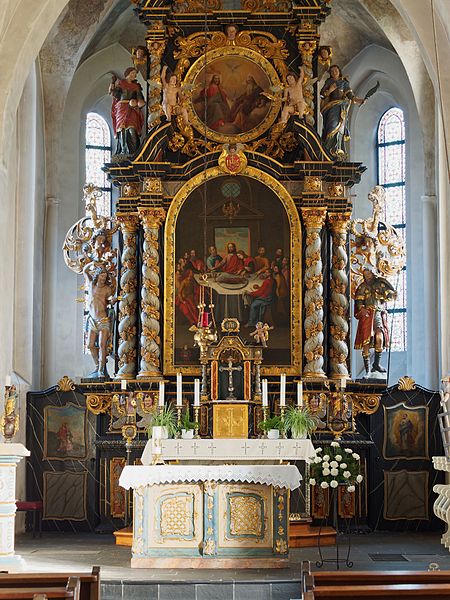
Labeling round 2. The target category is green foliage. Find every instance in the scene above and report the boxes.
[284,405,318,438]
[147,406,177,438]
[258,416,285,433]
[309,442,363,492]
[179,410,196,431]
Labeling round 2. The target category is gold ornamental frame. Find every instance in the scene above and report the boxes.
[183,46,282,144]
[163,165,302,375]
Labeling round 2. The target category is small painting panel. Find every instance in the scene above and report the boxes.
[338,486,355,518]
[43,471,87,521]
[384,470,428,520]
[44,403,87,460]
[383,403,428,460]
[311,485,329,519]
[110,458,126,519]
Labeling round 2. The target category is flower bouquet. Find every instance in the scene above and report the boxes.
[309,441,363,492]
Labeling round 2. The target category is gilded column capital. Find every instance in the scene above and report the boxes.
[301,207,327,229]
[303,176,323,193]
[117,214,139,233]
[138,207,166,228]
[328,212,351,234]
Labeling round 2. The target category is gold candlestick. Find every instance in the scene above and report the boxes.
[1,385,19,442]
[176,405,182,437]
[194,406,200,438]
[263,406,269,438]
[280,405,286,439]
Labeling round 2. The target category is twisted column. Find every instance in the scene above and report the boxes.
[137,207,166,379]
[116,215,139,379]
[328,213,351,379]
[302,208,327,378]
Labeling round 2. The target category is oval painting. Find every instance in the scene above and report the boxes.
[185,48,281,142]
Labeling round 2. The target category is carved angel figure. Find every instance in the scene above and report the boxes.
[161,66,191,127]
[249,321,273,348]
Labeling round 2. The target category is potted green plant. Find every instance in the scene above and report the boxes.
[258,416,285,440]
[284,405,318,439]
[179,411,196,439]
[148,406,177,440]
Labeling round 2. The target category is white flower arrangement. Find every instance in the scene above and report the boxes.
[310,442,363,493]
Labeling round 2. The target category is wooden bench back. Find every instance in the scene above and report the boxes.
[0,567,99,600]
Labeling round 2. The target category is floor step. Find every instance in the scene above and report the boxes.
[113,526,132,547]
[289,523,336,548]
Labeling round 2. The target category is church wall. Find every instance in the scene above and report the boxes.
[345,44,434,386]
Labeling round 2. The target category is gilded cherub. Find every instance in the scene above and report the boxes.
[249,321,273,348]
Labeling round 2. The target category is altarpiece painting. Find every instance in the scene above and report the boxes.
[44,403,87,461]
[383,403,428,460]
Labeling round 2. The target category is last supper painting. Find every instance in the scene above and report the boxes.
[164,171,301,374]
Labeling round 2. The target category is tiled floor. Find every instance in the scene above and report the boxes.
[15,531,450,599]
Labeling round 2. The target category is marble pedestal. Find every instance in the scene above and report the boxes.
[0,443,30,570]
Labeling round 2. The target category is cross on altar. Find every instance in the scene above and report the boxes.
[192,442,200,455]
[293,442,302,455]
[208,442,216,456]
[276,442,285,456]
[175,442,183,456]
[241,442,251,455]
[219,359,242,400]
[259,441,268,455]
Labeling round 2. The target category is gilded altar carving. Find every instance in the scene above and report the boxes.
[138,207,166,378]
[351,393,381,416]
[116,214,139,379]
[303,176,322,193]
[398,376,416,391]
[242,0,291,10]
[328,213,351,379]
[229,495,263,537]
[203,538,216,555]
[160,495,194,538]
[328,183,346,198]
[56,376,76,392]
[123,182,140,198]
[147,24,166,130]
[143,178,162,194]
[173,0,221,12]
[297,40,317,125]
[86,393,112,415]
[302,208,327,378]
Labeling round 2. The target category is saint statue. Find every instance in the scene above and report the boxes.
[109,67,145,156]
[354,268,397,376]
[320,65,364,159]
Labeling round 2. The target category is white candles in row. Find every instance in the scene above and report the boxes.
[262,379,268,407]
[159,381,165,407]
[280,373,286,407]
[176,372,183,406]
[297,381,303,407]
[194,379,200,406]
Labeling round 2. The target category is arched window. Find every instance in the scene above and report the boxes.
[377,107,407,351]
[83,113,112,354]
[85,112,112,216]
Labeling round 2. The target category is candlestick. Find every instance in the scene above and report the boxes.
[341,377,347,391]
[121,379,127,391]
[176,405,182,436]
[176,373,183,407]
[158,381,165,407]
[262,379,268,407]
[5,376,11,388]
[193,405,200,438]
[194,379,200,407]
[297,381,303,407]
[262,405,269,438]
[280,405,286,439]
[280,373,286,407]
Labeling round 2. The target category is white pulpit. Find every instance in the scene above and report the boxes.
[120,463,302,568]
[0,443,30,570]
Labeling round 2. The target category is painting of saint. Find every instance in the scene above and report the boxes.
[187,49,279,140]
[169,174,300,370]
[44,403,87,460]
[383,403,428,460]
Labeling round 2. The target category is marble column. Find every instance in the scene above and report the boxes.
[0,444,29,570]
[137,207,166,379]
[116,214,139,380]
[302,207,327,378]
[328,212,351,380]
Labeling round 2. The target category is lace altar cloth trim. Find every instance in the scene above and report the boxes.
[141,438,316,466]
[119,464,302,490]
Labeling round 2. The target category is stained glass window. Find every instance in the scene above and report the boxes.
[85,112,112,217]
[84,113,112,354]
[377,107,407,352]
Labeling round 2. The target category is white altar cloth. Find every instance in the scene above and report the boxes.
[141,438,315,466]
[120,464,302,490]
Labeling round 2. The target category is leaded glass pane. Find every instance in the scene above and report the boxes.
[382,186,406,226]
[387,311,407,352]
[378,143,405,185]
[86,112,111,147]
[378,107,405,144]
[85,147,111,190]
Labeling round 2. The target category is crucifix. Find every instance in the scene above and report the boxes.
[219,359,242,401]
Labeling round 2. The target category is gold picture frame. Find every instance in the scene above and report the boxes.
[163,165,302,375]
[184,46,282,144]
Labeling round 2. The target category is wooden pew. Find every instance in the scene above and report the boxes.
[0,575,80,599]
[0,567,99,600]
[302,561,450,599]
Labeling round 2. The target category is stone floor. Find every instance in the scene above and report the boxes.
[15,531,450,600]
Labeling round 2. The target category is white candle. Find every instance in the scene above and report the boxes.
[280,373,286,407]
[159,381,165,407]
[297,381,303,407]
[341,377,347,391]
[176,373,183,407]
[194,379,200,406]
[121,379,127,391]
[262,379,268,407]
[5,376,11,388]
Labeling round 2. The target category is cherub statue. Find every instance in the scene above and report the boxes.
[280,69,306,123]
[249,321,273,348]
[161,66,190,127]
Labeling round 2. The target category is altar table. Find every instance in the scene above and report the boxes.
[119,464,301,568]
